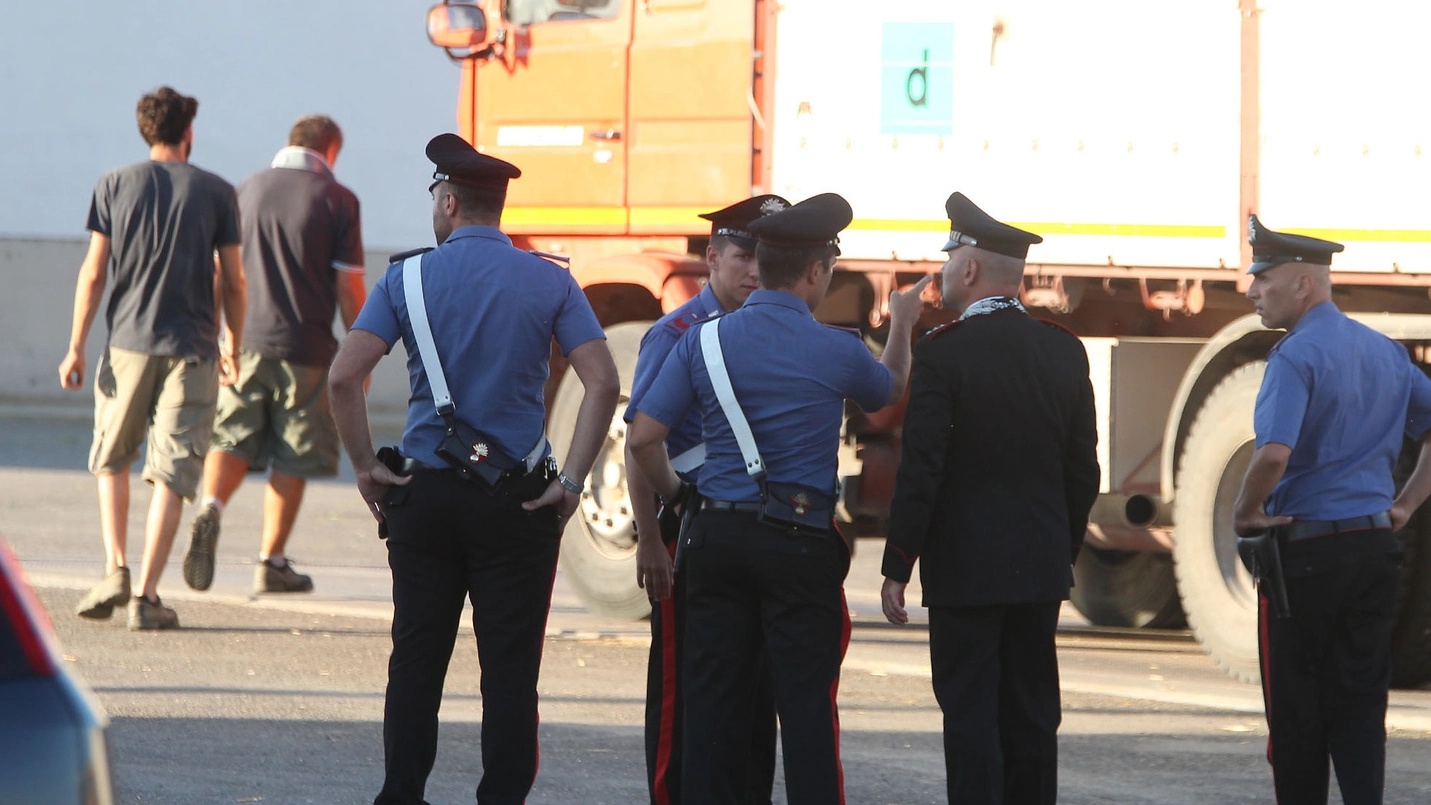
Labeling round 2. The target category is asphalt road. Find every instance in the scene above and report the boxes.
[6,411,1431,802]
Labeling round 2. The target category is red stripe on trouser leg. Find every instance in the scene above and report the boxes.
[1257,583,1277,778]
[653,539,680,805]
[828,588,852,805]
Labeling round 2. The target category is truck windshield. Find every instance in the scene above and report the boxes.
[504,0,620,25]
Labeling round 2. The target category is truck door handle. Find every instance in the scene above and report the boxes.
[589,129,622,141]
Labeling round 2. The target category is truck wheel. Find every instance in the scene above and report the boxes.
[1171,362,1263,684]
[1070,547,1187,629]
[549,321,653,620]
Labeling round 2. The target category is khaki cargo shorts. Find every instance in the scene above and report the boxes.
[89,347,220,501]
[210,351,340,478]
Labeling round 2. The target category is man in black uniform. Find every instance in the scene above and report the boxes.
[329,134,619,805]
[880,192,1100,805]
[1233,216,1431,804]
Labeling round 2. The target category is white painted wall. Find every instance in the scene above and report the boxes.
[0,0,464,251]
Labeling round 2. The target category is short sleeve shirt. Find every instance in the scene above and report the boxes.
[1254,302,1431,519]
[636,290,892,502]
[352,226,605,467]
[87,160,240,359]
[624,283,725,475]
[237,147,365,366]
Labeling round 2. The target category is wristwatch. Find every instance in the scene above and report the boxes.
[557,473,582,494]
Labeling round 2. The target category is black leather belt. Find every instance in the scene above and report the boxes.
[1283,511,1393,542]
[701,499,761,513]
[400,456,549,481]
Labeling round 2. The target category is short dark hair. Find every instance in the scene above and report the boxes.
[288,115,343,154]
[446,182,506,220]
[136,87,198,147]
[756,242,835,289]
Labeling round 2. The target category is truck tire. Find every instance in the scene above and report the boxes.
[1171,363,1264,684]
[549,321,653,620]
[1071,547,1187,629]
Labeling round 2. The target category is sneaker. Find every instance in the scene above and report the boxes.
[183,505,221,591]
[75,567,131,619]
[127,595,179,630]
[255,558,313,594]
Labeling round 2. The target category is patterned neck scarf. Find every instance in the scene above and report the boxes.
[959,295,1026,320]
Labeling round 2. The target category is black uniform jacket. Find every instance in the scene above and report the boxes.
[881,309,1100,607]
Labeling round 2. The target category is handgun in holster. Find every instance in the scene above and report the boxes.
[375,446,411,541]
[658,483,700,574]
[1237,529,1292,619]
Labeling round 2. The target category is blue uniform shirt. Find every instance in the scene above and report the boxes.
[624,283,725,480]
[637,289,892,502]
[353,225,605,467]
[1255,301,1431,519]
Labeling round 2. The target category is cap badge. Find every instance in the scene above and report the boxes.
[760,198,788,215]
[469,442,490,464]
[790,492,811,517]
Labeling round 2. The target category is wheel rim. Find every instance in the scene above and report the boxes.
[1212,439,1257,611]
[575,402,636,559]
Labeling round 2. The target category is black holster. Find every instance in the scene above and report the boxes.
[757,479,834,536]
[1237,530,1291,619]
[658,484,700,574]
[434,413,519,490]
[374,446,414,541]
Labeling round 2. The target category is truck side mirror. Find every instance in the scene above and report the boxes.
[427,2,489,56]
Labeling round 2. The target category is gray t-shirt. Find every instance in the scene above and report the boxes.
[87,160,240,360]
[236,149,364,366]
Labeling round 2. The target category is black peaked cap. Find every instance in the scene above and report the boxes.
[1247,214,1343,274]
[746,193,853,251]
[699,194,791,250]
[426,133,521,191]
[943,192,1042,259]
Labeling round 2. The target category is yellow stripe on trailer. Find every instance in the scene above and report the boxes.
[630,207,710,227]
[848,219,1227,238]
[1284,228,1431,244]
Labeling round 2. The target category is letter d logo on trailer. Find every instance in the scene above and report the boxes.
[880,23,954,135]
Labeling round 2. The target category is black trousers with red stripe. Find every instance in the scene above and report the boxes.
[374,469,562,805]
[680,510,851,805]
[1258,528,1401,805]
[928,602,1062,805]
[645,535,779,805]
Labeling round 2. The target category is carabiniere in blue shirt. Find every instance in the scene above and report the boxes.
[636,289,892,503]
[623,283,725,482]
[353,225,605,468]
[1255,301,1431,520]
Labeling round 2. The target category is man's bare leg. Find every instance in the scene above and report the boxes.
[260,470,306,559]
[200,449,249,506]
[137,484,184,600]
[96,468,130,573]
[76,468,134,618]
[185,450,248,591]
[255,470,313,593]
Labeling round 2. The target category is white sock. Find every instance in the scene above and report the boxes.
[201,497,225,516]
[261,552,283,566]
